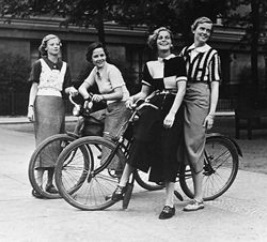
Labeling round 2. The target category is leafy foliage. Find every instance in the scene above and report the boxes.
[0,52,31,89]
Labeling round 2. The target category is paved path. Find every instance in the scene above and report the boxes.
[0,124,267,242]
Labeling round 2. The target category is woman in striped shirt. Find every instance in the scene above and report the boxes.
[180,17,221,211]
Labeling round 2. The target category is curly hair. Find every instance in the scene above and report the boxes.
[191,16,213,31]
[86,42,109,63]
[38,34,61,57]
[147,27,174,50]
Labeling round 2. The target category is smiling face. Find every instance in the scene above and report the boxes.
[156,30,172,52]
[91,47,107,69]
[193,22,212,46]
[46,37,61,56]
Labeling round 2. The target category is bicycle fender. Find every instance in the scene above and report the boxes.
[206,133,243,157]
[65,132,80,139]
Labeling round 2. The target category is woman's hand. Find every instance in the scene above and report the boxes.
[92,94,104,103]
[163,112,175,129]
[125,98,134,109]
[203,114,215,130]
[27,106,34,122]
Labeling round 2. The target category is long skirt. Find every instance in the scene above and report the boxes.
[34,95,65,168]
[127,94,184,183]
[181,82,210,174]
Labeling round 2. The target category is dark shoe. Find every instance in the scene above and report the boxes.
[183,199,204,212]
[111,185,127,202]
[45,184,58,194]
[32,189,44,199]
[158,206,175,220]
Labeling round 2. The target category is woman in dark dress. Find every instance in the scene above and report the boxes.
[111,27,187,219]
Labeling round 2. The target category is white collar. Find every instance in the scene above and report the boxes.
[158,54,176,62]
[188,43,211,53]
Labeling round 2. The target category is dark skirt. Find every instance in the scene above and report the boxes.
[127,94,184,183]
[34,95,65,168]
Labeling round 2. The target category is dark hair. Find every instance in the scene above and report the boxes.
[191,16,213,31]
[86,42,109,62]
[38,34,61,57]
[147,27,174,50]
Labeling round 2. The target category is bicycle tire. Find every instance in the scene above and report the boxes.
[55,136,126,211]
[134,169,164,191]
[28,134,77,199]
[179,136,239,201]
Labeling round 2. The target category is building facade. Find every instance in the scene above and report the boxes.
[0,17,266,115]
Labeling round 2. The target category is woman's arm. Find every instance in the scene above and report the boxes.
[163,80,186,128]
[93,86,123,102]
[27,82,38,122]
[125,85,151,108]
[79,80,92,100]
[204,81,219,129]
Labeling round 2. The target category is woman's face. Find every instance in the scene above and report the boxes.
[156,30,172,51]
[46,38,61,56]
[91,47,107,68]
[193,22,212,45]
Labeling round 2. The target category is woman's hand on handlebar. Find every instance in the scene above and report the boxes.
[125,98,134,109]
[92,94,104,103]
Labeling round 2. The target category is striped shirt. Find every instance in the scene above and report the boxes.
[180,44,221,85]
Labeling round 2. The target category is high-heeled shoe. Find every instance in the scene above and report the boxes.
[111,185,127,201]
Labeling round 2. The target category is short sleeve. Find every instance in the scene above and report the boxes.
[28,60,41,83]
[83,67,97,87]
[209,52,221,83]
[141,63,153,87]
[108,65,125,89]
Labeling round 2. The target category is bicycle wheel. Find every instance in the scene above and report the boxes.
[55,136,126,211]
[179,136,239,201]
[135,169,165,191]
[28,134,77,199]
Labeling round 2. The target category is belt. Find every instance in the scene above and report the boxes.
[155,89,177,96]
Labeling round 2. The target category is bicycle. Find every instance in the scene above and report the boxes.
[28,95,162,199]
[54,100,241,210]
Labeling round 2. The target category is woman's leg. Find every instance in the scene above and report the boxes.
[158,181,176,219]
[164,182,175,207]
[118,163,134,187]
[111,163,134,201]
[35,169,45,187]
[192,171,203,202]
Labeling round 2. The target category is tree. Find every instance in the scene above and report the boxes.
[221,0,267,96]
[0,0,121,45]
[0,0,225,45]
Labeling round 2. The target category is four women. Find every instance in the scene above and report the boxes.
[28,16,221,219]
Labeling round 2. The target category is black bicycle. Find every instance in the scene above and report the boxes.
[28,95,162,199]
[54,100,241,211]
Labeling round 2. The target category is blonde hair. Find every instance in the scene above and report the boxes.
[147,27,174,50]
[191,16,213,31]
[38,34,61,57]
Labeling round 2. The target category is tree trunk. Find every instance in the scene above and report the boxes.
[96,0,106,45]
[251,0,260,96]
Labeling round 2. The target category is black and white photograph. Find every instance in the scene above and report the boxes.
[0,1,266,241]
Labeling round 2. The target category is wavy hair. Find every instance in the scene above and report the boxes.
[86,42,109,63]
[38,34,61,57]
[147,27,174,50]
[191,16,213,31]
